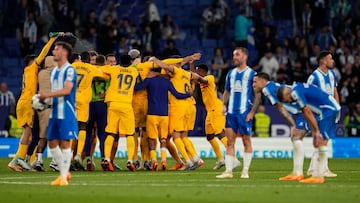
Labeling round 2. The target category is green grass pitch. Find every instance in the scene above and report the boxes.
[0,158,359,203]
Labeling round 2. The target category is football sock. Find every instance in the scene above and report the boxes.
[209,138,223,161]
[224,154,233,172]
[104,136,115,159]
[140,132,150,161]
[292,140,304,175]
[243,152,252,173]
[150,150,156,161]
[308,150,318,174]
[160,147,167,161]
[76,130,86,157]
[16,144,28,159]
[36,153,43,163]
[174,138,189,160]
[50,146,63,172]
[314,147,327,177]
[126,136,135,162]
[133,133,139,161]
[219,136,228,148]
[61,148,72,180]
[182,137,197,158]
[167,140,181,163]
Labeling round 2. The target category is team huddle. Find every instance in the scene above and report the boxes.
[7,32,340,186]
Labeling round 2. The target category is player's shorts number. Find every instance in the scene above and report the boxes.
[118,74,133,90]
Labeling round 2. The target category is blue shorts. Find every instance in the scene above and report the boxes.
[225,113,252,136]
[319,112,337,140]
[295,114,309,131]
[47,118,78,141]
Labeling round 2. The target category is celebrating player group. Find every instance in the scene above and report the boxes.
[7,32,339,186]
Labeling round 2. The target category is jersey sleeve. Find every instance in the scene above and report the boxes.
[224,70,231,91]
[291,86,306,109]
[307,74,316,85]
[66,67,76,83]
[134,78,150,91]
[34,37,56,65]
[262,86,278,105]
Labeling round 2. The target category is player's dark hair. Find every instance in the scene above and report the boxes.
[89,50,98,57]
[119,54,132,67]
[55,41,73,58]
[152,68,161,73]
[196,64,208,72]
[69,52,81,63]
[276,87,286,102]
[96,55,106,66]
[24,54,37,66]
[256,72,270,81]
[235,47,249,56]
[317,51,332,64]
[106,53,115,59]
[80,51,91,63]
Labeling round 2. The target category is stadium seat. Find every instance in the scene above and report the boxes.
[165,0,181,8]
[182,0,194,7]
[202,39,217,48]
[3,38,21,57]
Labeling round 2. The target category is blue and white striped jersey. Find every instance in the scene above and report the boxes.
[224,66,256,114]
[290,83,340,120]
[307,68,337,96]
[50,62,77,119]
[262,81,301,115]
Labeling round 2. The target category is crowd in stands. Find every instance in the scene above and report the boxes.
[0,0,359,136]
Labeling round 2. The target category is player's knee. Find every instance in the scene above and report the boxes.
[78,121,87,131]
[216,131,226,139]
[206,134,215,141]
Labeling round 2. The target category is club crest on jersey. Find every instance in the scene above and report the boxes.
[234,80,242,92]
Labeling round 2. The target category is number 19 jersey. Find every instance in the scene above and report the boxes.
[101,65,139,104]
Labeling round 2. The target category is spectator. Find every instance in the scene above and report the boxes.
[275,45,289,70]
[309,43,321,68]
[257,25,275,57]
[254,50,279,80]
[143,0,160,35]
[347,75,360,105]
[353,53,360,76]
[254,105,271,137]
[53,0,76,33]
[202,2,223,39]
[343,102,360,137]
[141,24,157,56]
[211,47,229,85]
[300,2,313,37]
[83,9,99,38]
[234,9,252,48]
[161,14,180,40]
[0,82,16,135]
[290,59,308,82]
[34,0,54,41]
[313,24,337,50]
[99,0,118,25]
[119,17,132,37]
[20,10,37,57]
[115,35,130,61]
[340,78,350,105]
[274,68,287,84]
[339,45,354,66]
[128,24,141,49]
[160,39,180,59]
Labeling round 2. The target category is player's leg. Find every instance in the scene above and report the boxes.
[159,116,169,170]
[34,109,50,171]
[120,105,136,171]
[73,121,87,170]
[279,128,306,180]
[103,105,120,171]
[25,112,39,166]
[205,112,224,169]
[167,135,185,170]
[146,115,159,171]
[216,114,239,178]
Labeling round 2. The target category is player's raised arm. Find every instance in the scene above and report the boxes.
[190,71,208,85]
[34,32,66,65]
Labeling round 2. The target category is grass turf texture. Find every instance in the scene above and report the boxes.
[0,158,359,203]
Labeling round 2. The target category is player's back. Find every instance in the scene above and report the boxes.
[293,83,340,118]
[169,66,192,106]
[307,68,336,96]
[19,63,38,101]
[101,65,138,104]
[200,75,219,111]
[263,81,301,115]
[225,66,256,114]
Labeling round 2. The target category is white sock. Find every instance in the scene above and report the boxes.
[324,156,329,173]
[50,146,63,172]
[36,153,43,163]
[308,150,318,174]
[242,152,252,173]
[160,147,167,161]
[61,148,72,179]
[292,140,304,175]
[192,155,200,163]
[224,154,233,172]
[314,147,327,178]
